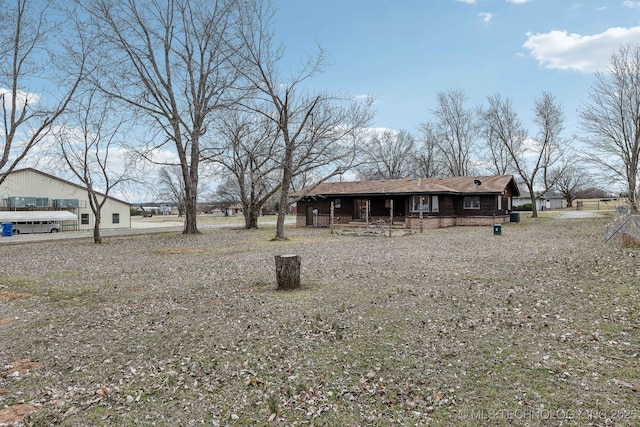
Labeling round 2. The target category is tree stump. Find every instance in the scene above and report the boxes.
[275,254,301,290]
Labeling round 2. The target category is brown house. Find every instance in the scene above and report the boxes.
[294,175,520,229]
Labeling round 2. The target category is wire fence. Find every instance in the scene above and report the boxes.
[604,206,640,243]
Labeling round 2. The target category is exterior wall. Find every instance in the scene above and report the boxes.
[538,198,563,211]
[0,169,131,231]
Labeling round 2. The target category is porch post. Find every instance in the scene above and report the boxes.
[366,200,370,226]
[389,199,393,237]
[330,201,334,234]
[419,209,424,233]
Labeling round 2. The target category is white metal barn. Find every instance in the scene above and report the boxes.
[0,168,131,232]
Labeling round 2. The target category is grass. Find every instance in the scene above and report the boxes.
[1,217,639,425]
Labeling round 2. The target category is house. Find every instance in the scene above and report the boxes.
[513,190,564,211]
[538,191,564,210]
[0,168,131,231]
[512,190,533,208]
[294,175,520,229]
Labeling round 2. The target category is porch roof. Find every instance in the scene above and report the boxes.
[295,175,520,198]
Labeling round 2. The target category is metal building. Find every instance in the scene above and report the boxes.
[0,168,131,232]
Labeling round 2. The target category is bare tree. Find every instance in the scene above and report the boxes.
[416,123,445,178]
[534,92,567,192]
[208,108,281,229]
[208,176,242,216]
[54,89,135,244]
[81,0,241,234]
[157,166,186,217]
[356,129,417,180]
[477,107,517,175]
[235,1,373,240]
[549,161,591,208]
[421,89,478,176]
[0,0,85,183]
[580,44,640,213]
[478,93,565,218]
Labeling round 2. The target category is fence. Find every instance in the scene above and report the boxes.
[604,207,640,243]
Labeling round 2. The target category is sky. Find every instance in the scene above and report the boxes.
[273,0,640,136]
[7,0,640,202]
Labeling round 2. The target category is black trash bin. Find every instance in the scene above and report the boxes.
[510,212,521,223]
[493,224,502,235]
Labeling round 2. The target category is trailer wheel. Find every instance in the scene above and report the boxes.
[50,229,59,233]
[13,229,20,235]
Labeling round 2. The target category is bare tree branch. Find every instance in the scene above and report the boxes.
[580,44,640,213]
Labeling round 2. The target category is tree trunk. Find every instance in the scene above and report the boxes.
[628,167,639,214]
[527,182,538,218]
[93,215,102,244]
[244,204,260,229]
[275,254,301,290]
[183,182,200,234]
[274,190,288,240]
[93,224,102,244]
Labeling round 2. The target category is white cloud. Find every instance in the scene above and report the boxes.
[478,12,493,22]
[522,26,640,72]
[0,88,40,109]
[623,1,640,7]
[506,0,531,3]
[455,0,477,4]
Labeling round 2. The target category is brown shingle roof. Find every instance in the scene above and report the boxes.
[295,175,519,198]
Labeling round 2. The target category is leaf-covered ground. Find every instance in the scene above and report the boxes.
[1,214,639,426]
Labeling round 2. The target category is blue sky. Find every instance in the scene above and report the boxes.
[274,0,640,136]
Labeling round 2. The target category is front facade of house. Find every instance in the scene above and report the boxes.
[295,175,520,229]
[1,168,131,231]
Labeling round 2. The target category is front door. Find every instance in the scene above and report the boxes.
[353,199,368,221]
[306,206,314,225]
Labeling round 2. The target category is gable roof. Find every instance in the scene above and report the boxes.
[1,168,130,206]
[295,175,520,198]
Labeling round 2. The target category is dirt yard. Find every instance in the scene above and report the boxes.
[1,214,639,426]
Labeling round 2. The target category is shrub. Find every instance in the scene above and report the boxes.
[513,203,532,211]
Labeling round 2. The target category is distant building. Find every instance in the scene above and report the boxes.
[0,168,131,231]
[512,190,564,211]
[539,191,564,210]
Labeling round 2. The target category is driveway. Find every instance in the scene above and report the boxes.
[554,210,607,219]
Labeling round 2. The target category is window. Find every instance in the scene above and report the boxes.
[464,196,480,209]
[411,195,429,212]
[412,195,439,213]
[334,199,341,209]
[79,200,87,208]
[431,195,439,212]
[112,213,120,224]
[81,214,89,225]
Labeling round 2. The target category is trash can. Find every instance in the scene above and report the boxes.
[493,224,502,235]
[1,222,13,237]
[510,212,521,223]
